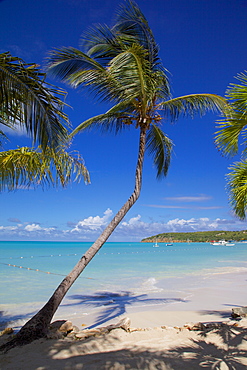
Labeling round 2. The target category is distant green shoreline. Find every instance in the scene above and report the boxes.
[141,230,247,243]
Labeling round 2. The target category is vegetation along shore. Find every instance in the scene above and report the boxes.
[142,230,247,243]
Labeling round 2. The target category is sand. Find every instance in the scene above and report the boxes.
[1,316,247,369]
[1,270,247,369]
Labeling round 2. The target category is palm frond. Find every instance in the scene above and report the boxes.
[108,43,170,106]
[80,0,171,98]
[227,160,247,219]
[146,124,173,178]
[80,24,122,63]
[215,72,247,157]
[226,71,247,112]
[0,52,69,150]
[0,146,90,191]
[215,117,247,157]
[158,93,228,122]
[113,0,160,68]
[71,109,134,137]
[47,47,123,104]
[47,47,105,82]
[109,44,149,101]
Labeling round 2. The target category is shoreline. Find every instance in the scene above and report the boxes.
[1,268,247,331]
[1,269,247,369]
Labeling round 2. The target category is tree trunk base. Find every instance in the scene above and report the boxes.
[0,322,48,353]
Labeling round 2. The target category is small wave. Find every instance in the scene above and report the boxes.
[199,266,247,276]
[136,277,163,293]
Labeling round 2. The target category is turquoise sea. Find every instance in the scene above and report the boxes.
[1,240,247,307]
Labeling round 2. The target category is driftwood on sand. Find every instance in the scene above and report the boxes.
[1,313,247,369]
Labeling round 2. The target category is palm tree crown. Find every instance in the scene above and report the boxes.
[47,0,227,179]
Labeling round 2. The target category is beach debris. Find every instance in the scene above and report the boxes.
[184,322,206,331]
[46,317,247,342]
[0,328,14,336]
[231,306,247,318]
[204,322,226,330]
[0,328,15,348]
[102,317,131,332]
[68,317,132,340]
[48,320,74,339]
[183,322,229,332]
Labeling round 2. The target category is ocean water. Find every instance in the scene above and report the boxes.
[1,240,247,307]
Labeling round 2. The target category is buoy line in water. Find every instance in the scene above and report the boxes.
[0,245,234,277]
[0,245,225,262]
[0,244,238,278]
[0,262,94,279]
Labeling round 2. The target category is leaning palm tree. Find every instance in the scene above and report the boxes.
[1,0,228,351]
[215,71,247,219]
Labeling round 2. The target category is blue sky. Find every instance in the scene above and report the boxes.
[1,0,247,241]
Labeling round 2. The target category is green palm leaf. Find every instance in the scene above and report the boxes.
[47,47,122,103]
[0,146,90,191]
[0,52,69,150]
[71,108,134,136]
[113,0,160,68]
[215,72,247,157]
[158,93,228,122]
[215,118,247,157]
[80,24,122,63]
[227,160,247,219]
[146,124,173,178]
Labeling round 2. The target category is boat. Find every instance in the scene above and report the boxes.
[153,239,159,248]
[166,237,173,246]
[211,240,235,246]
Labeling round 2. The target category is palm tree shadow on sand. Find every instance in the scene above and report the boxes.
[32,319,247,369]
[164,324,247,369]
[62,291,188,329]
[0,311,37,331]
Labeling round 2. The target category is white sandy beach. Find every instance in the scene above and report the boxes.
[1,269,247,369]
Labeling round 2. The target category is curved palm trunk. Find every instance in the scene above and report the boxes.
[1,127,147,351]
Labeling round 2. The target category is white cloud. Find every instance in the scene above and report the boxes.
[163,195,212,202]
[146,204,221,210]
[24,224,42,232]
[0,226,18,231]
[71,208,113,232]
[24,224,56,233]
[0,210,246,241]
[166,217,210,231]
[122,215,141,226]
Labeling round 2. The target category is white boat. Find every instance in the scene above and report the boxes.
[166,238,173,246]
[211,240,235,246]
[153,240,159,248]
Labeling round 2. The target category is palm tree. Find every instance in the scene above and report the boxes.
[215,71,247,219]
[1,0,228,351]
[0,51,89,191]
